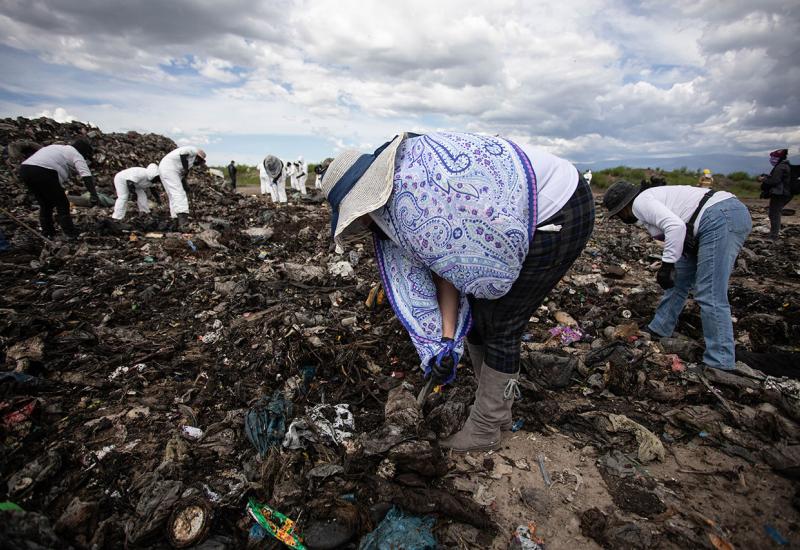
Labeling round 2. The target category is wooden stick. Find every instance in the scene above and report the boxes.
[0,206,54,246]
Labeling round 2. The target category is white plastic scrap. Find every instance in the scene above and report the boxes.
[282,403,355,449]
[181,426,204,440]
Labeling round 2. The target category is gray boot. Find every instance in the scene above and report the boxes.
[467,342,484,378]
[466,344,513,431]
[441,364,519,453]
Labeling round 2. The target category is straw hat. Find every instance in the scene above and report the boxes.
[322,134,406,244]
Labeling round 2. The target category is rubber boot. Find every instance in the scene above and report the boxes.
[56,213,79,240]
[440,364,519,453]
[466,342,483,378]
[466,344,512,431]
[176,213,190,231]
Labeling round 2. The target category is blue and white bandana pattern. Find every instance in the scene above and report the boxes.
[373,132,538,378]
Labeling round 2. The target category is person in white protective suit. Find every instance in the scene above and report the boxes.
[262,155,288,203]
[257,158,277,201]
[296,155,308,195]
[285,160,297,192]
[157,146,206,228]
[111,163,161,220]
[584,169,593,186]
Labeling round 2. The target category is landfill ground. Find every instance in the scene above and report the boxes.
[2,118,800,549]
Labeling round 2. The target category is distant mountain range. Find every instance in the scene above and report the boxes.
[576,153,770,176]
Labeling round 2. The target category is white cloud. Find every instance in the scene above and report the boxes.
[36,107,76,123]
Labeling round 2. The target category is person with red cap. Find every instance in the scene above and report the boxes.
[759,149,792,241]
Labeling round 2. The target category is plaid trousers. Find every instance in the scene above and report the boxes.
[468,177,595,373]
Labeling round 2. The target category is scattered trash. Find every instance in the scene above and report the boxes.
[547,325,584,346]
[511,419,525,432]
[764,524,789,546]
[510,523,546,550]
[605,413,666,463]
[536,454,552,488]
[358,506,436,550]
[166,496,213,548]
[247,499,306,550]
[245,390,292,455]
[180,426,204,440]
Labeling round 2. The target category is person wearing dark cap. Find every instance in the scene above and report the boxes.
[19,137,99,239]
[322,132,594,452]
[603,180,751,371]
[758,149,792,241]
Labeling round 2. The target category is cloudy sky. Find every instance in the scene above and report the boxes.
[0,0,798,170]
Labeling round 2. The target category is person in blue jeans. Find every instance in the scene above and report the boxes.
[603,181,752,370]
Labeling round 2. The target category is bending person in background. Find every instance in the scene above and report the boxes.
[19,137,99,239]
[296,156,308,196]
[262,155,288,204]
[322,132,594,453]
[157,145,206,230]
[111,163,161,220]
[603,181,751,371]
[759,149,792,241]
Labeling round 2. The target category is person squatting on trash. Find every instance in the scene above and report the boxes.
[603,181,752,371]
[258,155,288,203]
[19,138,99,239]
[157,145,206,228]
[322,132,595,453]
[111,163,161,220]
[759,149,792,241]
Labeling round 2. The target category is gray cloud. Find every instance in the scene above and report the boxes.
[0,0,798,163]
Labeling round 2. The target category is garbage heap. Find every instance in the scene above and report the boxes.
[1,116,800,549]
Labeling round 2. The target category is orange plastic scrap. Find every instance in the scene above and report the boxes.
[708,533,734,550]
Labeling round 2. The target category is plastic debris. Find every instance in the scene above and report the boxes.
[511,419,525,432]
[358,506,436,550]
[536,454,552,488]
[247,498,306,550]
[166,496,213,548]
[548,325,584,345]
[511,523,546,550]
[245,390,292,455]
[605,413,666,463]
[764,524,789,546]
[181,426,203,440]
[283,403,353,450]
[0,501,23,511]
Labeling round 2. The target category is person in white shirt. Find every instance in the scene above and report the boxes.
[111,164,161,220]
[583,169,592,185]
[19,138,99,238]
[157,146,206,229]
[295,155,308,195]
[284,161,297,192]
[603,181,752,370]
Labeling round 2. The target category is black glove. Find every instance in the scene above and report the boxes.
[431,337,455,380]
[82,176,99,206]
[656,262,675,290]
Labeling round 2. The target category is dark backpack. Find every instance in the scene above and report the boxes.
[789,162,800,195]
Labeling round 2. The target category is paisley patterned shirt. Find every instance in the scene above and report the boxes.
[370,132,538,377]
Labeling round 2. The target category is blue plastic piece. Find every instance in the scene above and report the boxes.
[764,524,788,546]
[358,507,436,550]
[511,419,524,432]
